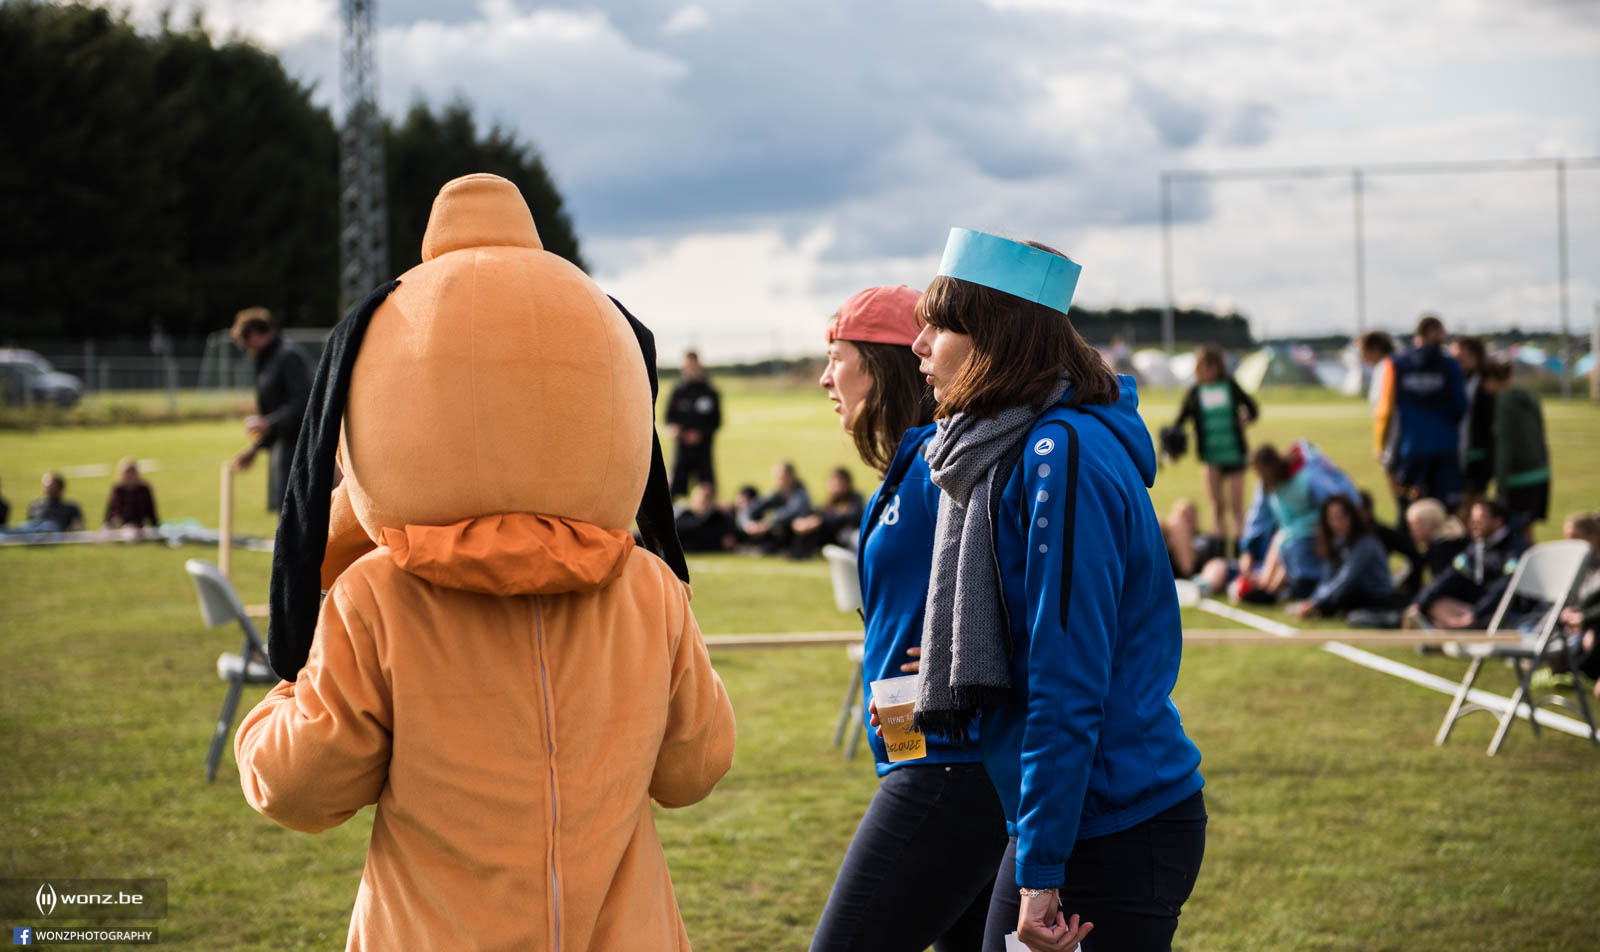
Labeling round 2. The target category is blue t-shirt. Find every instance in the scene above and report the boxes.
[858,423,982,775]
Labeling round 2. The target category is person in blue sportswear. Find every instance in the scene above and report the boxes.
[908,229,1205,952]
[1374,314,1468,517]
[811,285,1008,952]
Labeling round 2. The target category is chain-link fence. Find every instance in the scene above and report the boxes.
[1,330,331,409]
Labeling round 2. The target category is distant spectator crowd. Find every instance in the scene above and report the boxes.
[673,461,865,560]
[1,459,159,535]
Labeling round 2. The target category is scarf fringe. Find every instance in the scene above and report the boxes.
[913,685,1013,744]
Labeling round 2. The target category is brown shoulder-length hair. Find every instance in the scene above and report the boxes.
[1251,443,1291,490]
[1315,494,1371,562]
[837,334,936,474]
[916,241,1119,418]
[1196,343,1227,381]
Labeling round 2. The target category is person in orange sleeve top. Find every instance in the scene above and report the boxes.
[1360,330,1399,489]
[234,173,736,952]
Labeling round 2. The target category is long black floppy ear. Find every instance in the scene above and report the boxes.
[267,280,400,681]
[609,295,691,585]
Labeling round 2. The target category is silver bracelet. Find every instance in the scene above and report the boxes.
[1019,887,1058,899]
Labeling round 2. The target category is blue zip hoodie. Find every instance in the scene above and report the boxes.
[984,376,1204,889]
[858,423,982,775]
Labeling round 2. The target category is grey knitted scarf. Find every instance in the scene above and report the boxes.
[916,376,1071,740]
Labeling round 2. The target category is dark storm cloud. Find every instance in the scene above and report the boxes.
[366,0,1139,239]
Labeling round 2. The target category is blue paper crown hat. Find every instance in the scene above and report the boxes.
[935,228,1081,315]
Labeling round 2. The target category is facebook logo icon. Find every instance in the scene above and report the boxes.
[11,927,30,946]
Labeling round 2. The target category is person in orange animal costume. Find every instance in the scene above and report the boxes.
[234,173,736,951]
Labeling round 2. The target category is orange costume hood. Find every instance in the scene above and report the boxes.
[236,174,734,951]
[271,172,689,680]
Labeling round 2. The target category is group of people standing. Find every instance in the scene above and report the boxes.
[810,231,1205,952]
[1361,315,1550,531]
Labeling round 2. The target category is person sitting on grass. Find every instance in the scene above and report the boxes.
[24,472,84,532]
[1405,498,1526,630]
[1403,497,1469,586]
[1162,498,1223,581]
[1172,344,1258,555]
[740,461,813,553]
[674,481,737,553]
[0,476,9,528]
[1289,495,1397,621]
[730,484,761,542]
[1358,489,1424,599]
[1228,443,1348,603]
[787,466,864,558]
[102,457,159,531]
[1552,511,1600,699]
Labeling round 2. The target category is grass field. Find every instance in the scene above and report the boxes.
[2,380,1598,951]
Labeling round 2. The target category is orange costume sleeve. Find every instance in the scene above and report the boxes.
[652,584,736,808]
[235,585,391,834]
[1372,356,1395,457]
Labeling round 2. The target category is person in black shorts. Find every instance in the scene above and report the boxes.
[1376,316,1467,518]
[1173,344,1258,555]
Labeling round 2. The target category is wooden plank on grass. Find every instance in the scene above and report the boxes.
[1181,629,1522,645]
[700,629,1523,650]
[704,632,862,650]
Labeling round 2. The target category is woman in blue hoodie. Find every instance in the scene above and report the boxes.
[910,229,1204,952]
[811,285,1008,952]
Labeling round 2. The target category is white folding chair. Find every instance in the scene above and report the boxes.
[1435,540,1598,756]
[185,560,278,782]
[822,544,868,759]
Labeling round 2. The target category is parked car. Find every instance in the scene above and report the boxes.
[0,349,83,407]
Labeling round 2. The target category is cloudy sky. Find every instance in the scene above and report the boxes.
[115,0,1600,359]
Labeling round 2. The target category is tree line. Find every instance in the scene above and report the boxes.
[0,1,582,341]
[1070,307,1254,350]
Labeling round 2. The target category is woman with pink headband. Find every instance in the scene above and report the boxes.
[811,285,1008,952]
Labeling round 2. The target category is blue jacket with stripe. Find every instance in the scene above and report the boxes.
[982,376,1204,888]
[858,423,983,774]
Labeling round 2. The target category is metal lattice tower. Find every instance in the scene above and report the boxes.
[338,0,388,312]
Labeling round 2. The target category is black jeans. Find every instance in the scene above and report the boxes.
[812,763,1008,952]
[982,790,1207,952]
